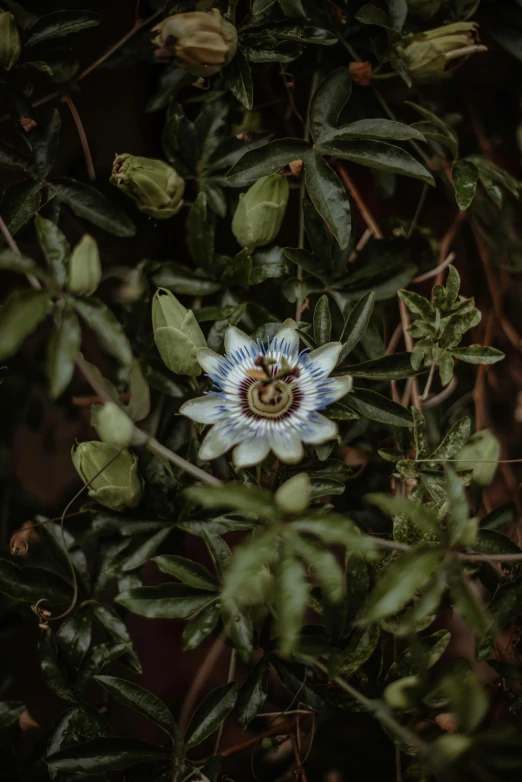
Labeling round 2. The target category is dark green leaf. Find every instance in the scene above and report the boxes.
[202,529,231,581]
[47,310,81,398]
[0,249,47,279]
[92,603,142,674]
[34,214,69,287]
[46,737,171,772]
[341,352,419,379]
[26,11,101,46]
[185,681,238,748]
[310,68,352,143]
[56,607,92,671]
[227,139,311,185]
[185,483,277,520]
[95,675,178,739]
[186,193,214,270]
[356,3,391,27]
[151,263,221,296]
[316,140,434,186]
[154,555,219,590]
[275,553,308,654]
[236,657,270,730]
[0,289,51,361]
[327,118,425,144]
[183,602,221,651]
[270,656,329,711]
[338,624,380,675]
[74,643,129,693]
[116,584,215,619]
[470,529,522,558]
[49,180,135,237]
[449,346,505,364]
[339,292,375,362]
[0,141,31,173]
[0,701,25,728]
[313,295,332,345]
[347,389,413,427]
[73,297,133,366]
[222,528,280,603]
[0,180,42,239]
[295,538,344,603]
[305,153,351,249]
[278,0,307,17]
[452,160,479,211]
[0,558,71,605]
[223,49,253,110]
[39,629,75,701]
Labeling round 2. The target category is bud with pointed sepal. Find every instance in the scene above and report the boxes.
[396,23,480,83]
[67,235,102,296]
[71,441,143,511]
[153,10,237,78]
[152,288,206,376]
[92,402,135,448]
[232,174,289,252]
[110,154,185,220]
[0,11,21,71]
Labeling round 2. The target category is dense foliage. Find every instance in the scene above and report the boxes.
[2,0,522,780]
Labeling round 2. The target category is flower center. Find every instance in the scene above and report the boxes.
[247,379,294,418]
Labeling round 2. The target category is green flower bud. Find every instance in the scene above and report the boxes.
[238,567,274,606]
[153,10,237,78]
[406,0,443,21]
[232,174,289,252]
[110,154,185,220]
[397,22,479,83]
[152,288,206,376]
[71,441,143,511]
[384,675,420,709]
[92,402,135,448]
[0,11,21,71]
[67,234,102,296]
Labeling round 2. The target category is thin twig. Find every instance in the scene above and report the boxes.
[407,183,429,239]
[291,734,309,782]
[62,95,96,181]
[421,376,457,409]
[336,164,384,240]
[220,720,297,758]
[179,635,227,734]
[412,252,455,284]
[399,299,420,407]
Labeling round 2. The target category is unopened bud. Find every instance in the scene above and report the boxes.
[110,154,185,220]
[92,402,135,448]
[71,441,143,511]
[0,11,21,71]
[153,10,237,78]
[396,22,480,83]
[152,288,206,376]
[67,234,102,296]
[232,174,289,252]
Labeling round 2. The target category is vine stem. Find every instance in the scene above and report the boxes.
[61,95,96,181]
[178,635,227,734]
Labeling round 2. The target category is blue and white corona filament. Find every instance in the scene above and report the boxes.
[180,321,353,468]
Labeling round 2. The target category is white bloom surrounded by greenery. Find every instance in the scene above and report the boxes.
[180,321,353,468]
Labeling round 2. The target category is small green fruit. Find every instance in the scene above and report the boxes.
[232,174,289,252]
[67,235,102,296]
[152,288,206,376]
[110,154,185,219]
[72,441,143,511]
[92,402,135,448]
[397,23,479,83]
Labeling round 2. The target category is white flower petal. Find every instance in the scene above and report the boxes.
[198,424,236,461]
[179,395,223,424]
[274,318,299,355]
[225,325,255,357]
[197,347,225,378]
[326,375,353,403]
[308,342,343,377]
[300,413,338,445]
[270,431,304,464]
[233,436,271,468]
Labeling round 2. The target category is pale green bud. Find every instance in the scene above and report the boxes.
[71,441,143,511]
[232,174,289,252]
[110,154,185,220]
[0,12,21,71]
[152,287,206,376]
[433,734,472,763]
[67,234,102,296]
[153,10,237,78]
[406,0,443,20]
[237,567,274,606]
[92,402,135,448]
[275,473,310,514]
[384,675,420,709]
[397,22,479,83]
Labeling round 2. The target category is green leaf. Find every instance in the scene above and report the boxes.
[270,656,329,711]
[339,292,375,362]
[222,602,254,660]
[185,681,238,748]
[356,3,390,27]
[476,580,522,660]
[454,430,501,488]
[46,737,171,772]
[405,101,458,159]
[116,584,215,619]
[236,657,270,730]
[341,352,419,379]
[202,529,231,582]
[452,160,479,211]
[92,602,142,674]
[227,139,311,185]
[26,10,101,46]
[0,558,71,605]
[305,153,351,250]
[74,643,129,694]
[366,493,440,537]
[46,310,81,398]
[327,118,425,144]
[439,661,488,733]
[316,140,434,186]
[362,549,442,623]
[186,192,214,270]
[34,214,69,288]
[185,483,277,520]
[0,701,25,728]
[106,528,172,574]
[223,49,253,109]
[387,629,451,682]
[338,624,380,675]
[49,179,135,237]
[183,602,221,651]
[430,417,471,461]
[39,629,75,701]
[294,538,344,604]
[310,68,352,144]
[0,289,51,361]
[0,141,31,173]
[450,569,488,643]
[275,553,309,654]
[347,389,413,427]
[278,0,307,17]
[469,529,522,558]
[0,180,42,240]
[46,705,109,780]
[449,345,505,364]
[313,295,332,345]
[0,249,47,280]
[94,675,178,739]
[154,555,219,590]
[55,607,92,671]
[73,298,132,366]
[275,472,310,514]
[398,289,433,320]
[223,528,280,602]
